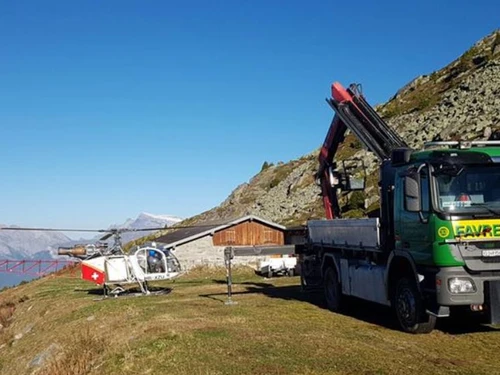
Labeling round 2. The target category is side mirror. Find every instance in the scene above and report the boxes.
[328,158,367,192]
[404,174,421,212]
[327,168,366,191]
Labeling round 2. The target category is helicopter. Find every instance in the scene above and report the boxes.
[0,225,183,297]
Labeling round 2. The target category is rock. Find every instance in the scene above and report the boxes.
[24,324,34,334]
[14,333,23,340]
[484,127,493,139]
[87,315,95,322]
[30,343,61,367]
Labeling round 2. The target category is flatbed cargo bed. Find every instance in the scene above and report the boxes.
[307,218,381,251]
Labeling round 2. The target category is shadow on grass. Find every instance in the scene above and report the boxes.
[200,281,400,330]
[74,285,172,297]
[200,281,500,335]
[74,288,103,295]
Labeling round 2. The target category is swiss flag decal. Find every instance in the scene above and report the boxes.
[81,263,105,285]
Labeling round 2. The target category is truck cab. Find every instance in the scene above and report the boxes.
[394,145,500,325]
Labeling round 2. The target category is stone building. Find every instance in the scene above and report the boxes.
[155,215,288,270]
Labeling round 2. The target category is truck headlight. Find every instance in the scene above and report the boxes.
[448,278,476,294]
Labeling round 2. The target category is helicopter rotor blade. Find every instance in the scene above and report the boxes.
[0,227,104,233]
[99,233,115,241]
[0,224,232,237]
[122,227,169,232]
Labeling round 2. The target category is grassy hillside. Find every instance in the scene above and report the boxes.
[1,268,500,374]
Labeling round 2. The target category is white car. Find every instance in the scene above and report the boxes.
[257,255,297,278]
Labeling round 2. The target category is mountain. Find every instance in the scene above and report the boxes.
[0,226,71,259]
[126,213,183,229]
[161,29,500,229]
[0,228,73,289]
[104,212,183,244]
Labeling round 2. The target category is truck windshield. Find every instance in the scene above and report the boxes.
[435,165,500,214]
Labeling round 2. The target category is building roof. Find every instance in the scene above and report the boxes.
[155,215,286,249]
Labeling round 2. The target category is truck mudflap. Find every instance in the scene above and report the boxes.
[485,281,500,325]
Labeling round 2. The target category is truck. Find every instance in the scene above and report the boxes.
[297,81,500,333]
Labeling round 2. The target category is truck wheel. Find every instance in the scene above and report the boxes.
[324,266,343,312]
[394,278,436,334]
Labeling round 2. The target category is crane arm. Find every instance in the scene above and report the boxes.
[318,82,408,219]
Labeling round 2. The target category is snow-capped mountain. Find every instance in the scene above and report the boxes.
[106,212,183,244]
[120,213,182,229]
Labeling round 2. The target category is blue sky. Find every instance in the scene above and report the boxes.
[0,0,499,230]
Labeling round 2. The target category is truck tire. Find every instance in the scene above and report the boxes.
[324,266,343,312]
[394,277,436,334]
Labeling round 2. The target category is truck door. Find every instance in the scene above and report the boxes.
[399,167,433,265]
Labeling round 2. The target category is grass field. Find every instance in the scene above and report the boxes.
[0,266,500,375]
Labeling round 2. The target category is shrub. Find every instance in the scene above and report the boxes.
[39,328,106,375]
[0,301,15,328]
[260,161,274,171]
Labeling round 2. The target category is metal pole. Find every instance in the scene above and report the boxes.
[224,247,237,305]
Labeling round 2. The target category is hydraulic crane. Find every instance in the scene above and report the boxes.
[317,82,408,219]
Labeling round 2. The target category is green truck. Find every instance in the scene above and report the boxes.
[298,82,500,333]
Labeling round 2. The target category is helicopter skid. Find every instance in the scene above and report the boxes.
[93,284,173,301]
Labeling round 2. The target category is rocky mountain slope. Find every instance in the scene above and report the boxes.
[177,29,500,228]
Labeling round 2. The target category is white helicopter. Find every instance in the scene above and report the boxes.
[77,228,184,297]
[1,226,183,297]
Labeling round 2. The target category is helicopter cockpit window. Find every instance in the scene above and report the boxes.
[136,248,166,274]
[147,249,166,273]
